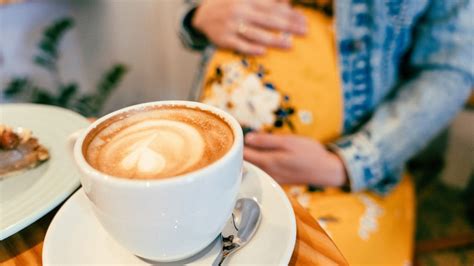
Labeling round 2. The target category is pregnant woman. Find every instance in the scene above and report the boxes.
[180,0,473,264]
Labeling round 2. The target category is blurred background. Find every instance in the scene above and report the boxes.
[1,0,473,265]
[0,0,200,113]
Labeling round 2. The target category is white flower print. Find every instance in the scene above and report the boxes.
[203,61,281,130]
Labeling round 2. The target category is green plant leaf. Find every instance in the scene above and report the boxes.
[75,95,98,116]
[76,63,128,116]
[35,17,74,70]
[34,55,54,70]
[98,64,128,94]
[57,82,78,107]
[4,78,30,96]
[38,39,57,58]
[31,88,55,104]
[43,17,74,43]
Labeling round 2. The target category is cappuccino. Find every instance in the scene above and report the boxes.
[83,106,233,180]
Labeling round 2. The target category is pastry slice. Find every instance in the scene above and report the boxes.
[0,125,49,178]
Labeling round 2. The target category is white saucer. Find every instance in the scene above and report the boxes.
[0,104,89,240]
[43,162,296,265]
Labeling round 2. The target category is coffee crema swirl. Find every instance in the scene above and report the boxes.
[83,106,234,180]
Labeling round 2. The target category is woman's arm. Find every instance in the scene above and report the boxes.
[330,0,473,194]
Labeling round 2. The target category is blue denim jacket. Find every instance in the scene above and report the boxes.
[180,0,474,194]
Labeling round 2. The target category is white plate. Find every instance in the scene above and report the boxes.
[43,162,296,265]
[0,103,90,240]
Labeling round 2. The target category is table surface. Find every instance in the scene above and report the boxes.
[0,191,347,266]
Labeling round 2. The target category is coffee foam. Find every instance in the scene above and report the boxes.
[84,106,234,180]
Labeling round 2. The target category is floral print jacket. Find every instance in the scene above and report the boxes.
[180,0,474,195]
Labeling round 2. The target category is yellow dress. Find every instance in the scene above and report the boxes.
[199,7,415,266]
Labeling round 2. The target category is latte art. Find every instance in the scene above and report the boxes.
[100,120,205,178]
[84,106,234,179]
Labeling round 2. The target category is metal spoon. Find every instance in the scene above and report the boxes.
[212,198,262,266]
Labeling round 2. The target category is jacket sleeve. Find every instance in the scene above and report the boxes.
[329,0,474,195]
[178,0,209,51]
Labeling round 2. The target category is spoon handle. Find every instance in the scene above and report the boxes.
[212,248,234,266]
[212,235,225,266]
[212,235,240,266]
[212,250,224,266]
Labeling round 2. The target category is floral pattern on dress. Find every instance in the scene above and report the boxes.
[203,58,296,133]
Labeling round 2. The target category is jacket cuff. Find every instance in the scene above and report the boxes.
[179,6,209,50]
[328,131,397,195]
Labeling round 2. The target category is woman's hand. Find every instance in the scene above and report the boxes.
[244,132,348,187]
[192,0,307,55]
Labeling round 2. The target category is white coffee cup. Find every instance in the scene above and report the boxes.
[72,101,243,261]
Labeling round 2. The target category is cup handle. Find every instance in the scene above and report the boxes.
[67,129,84,158]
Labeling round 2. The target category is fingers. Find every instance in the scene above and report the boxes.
[249,11,306,36]
[250,1,307,35]
[223,35,266,55]
[243,147,272,169]
[237,22,292,48]
[245,132,289,150]
[244,146,283,173]
[244,147,292,183]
